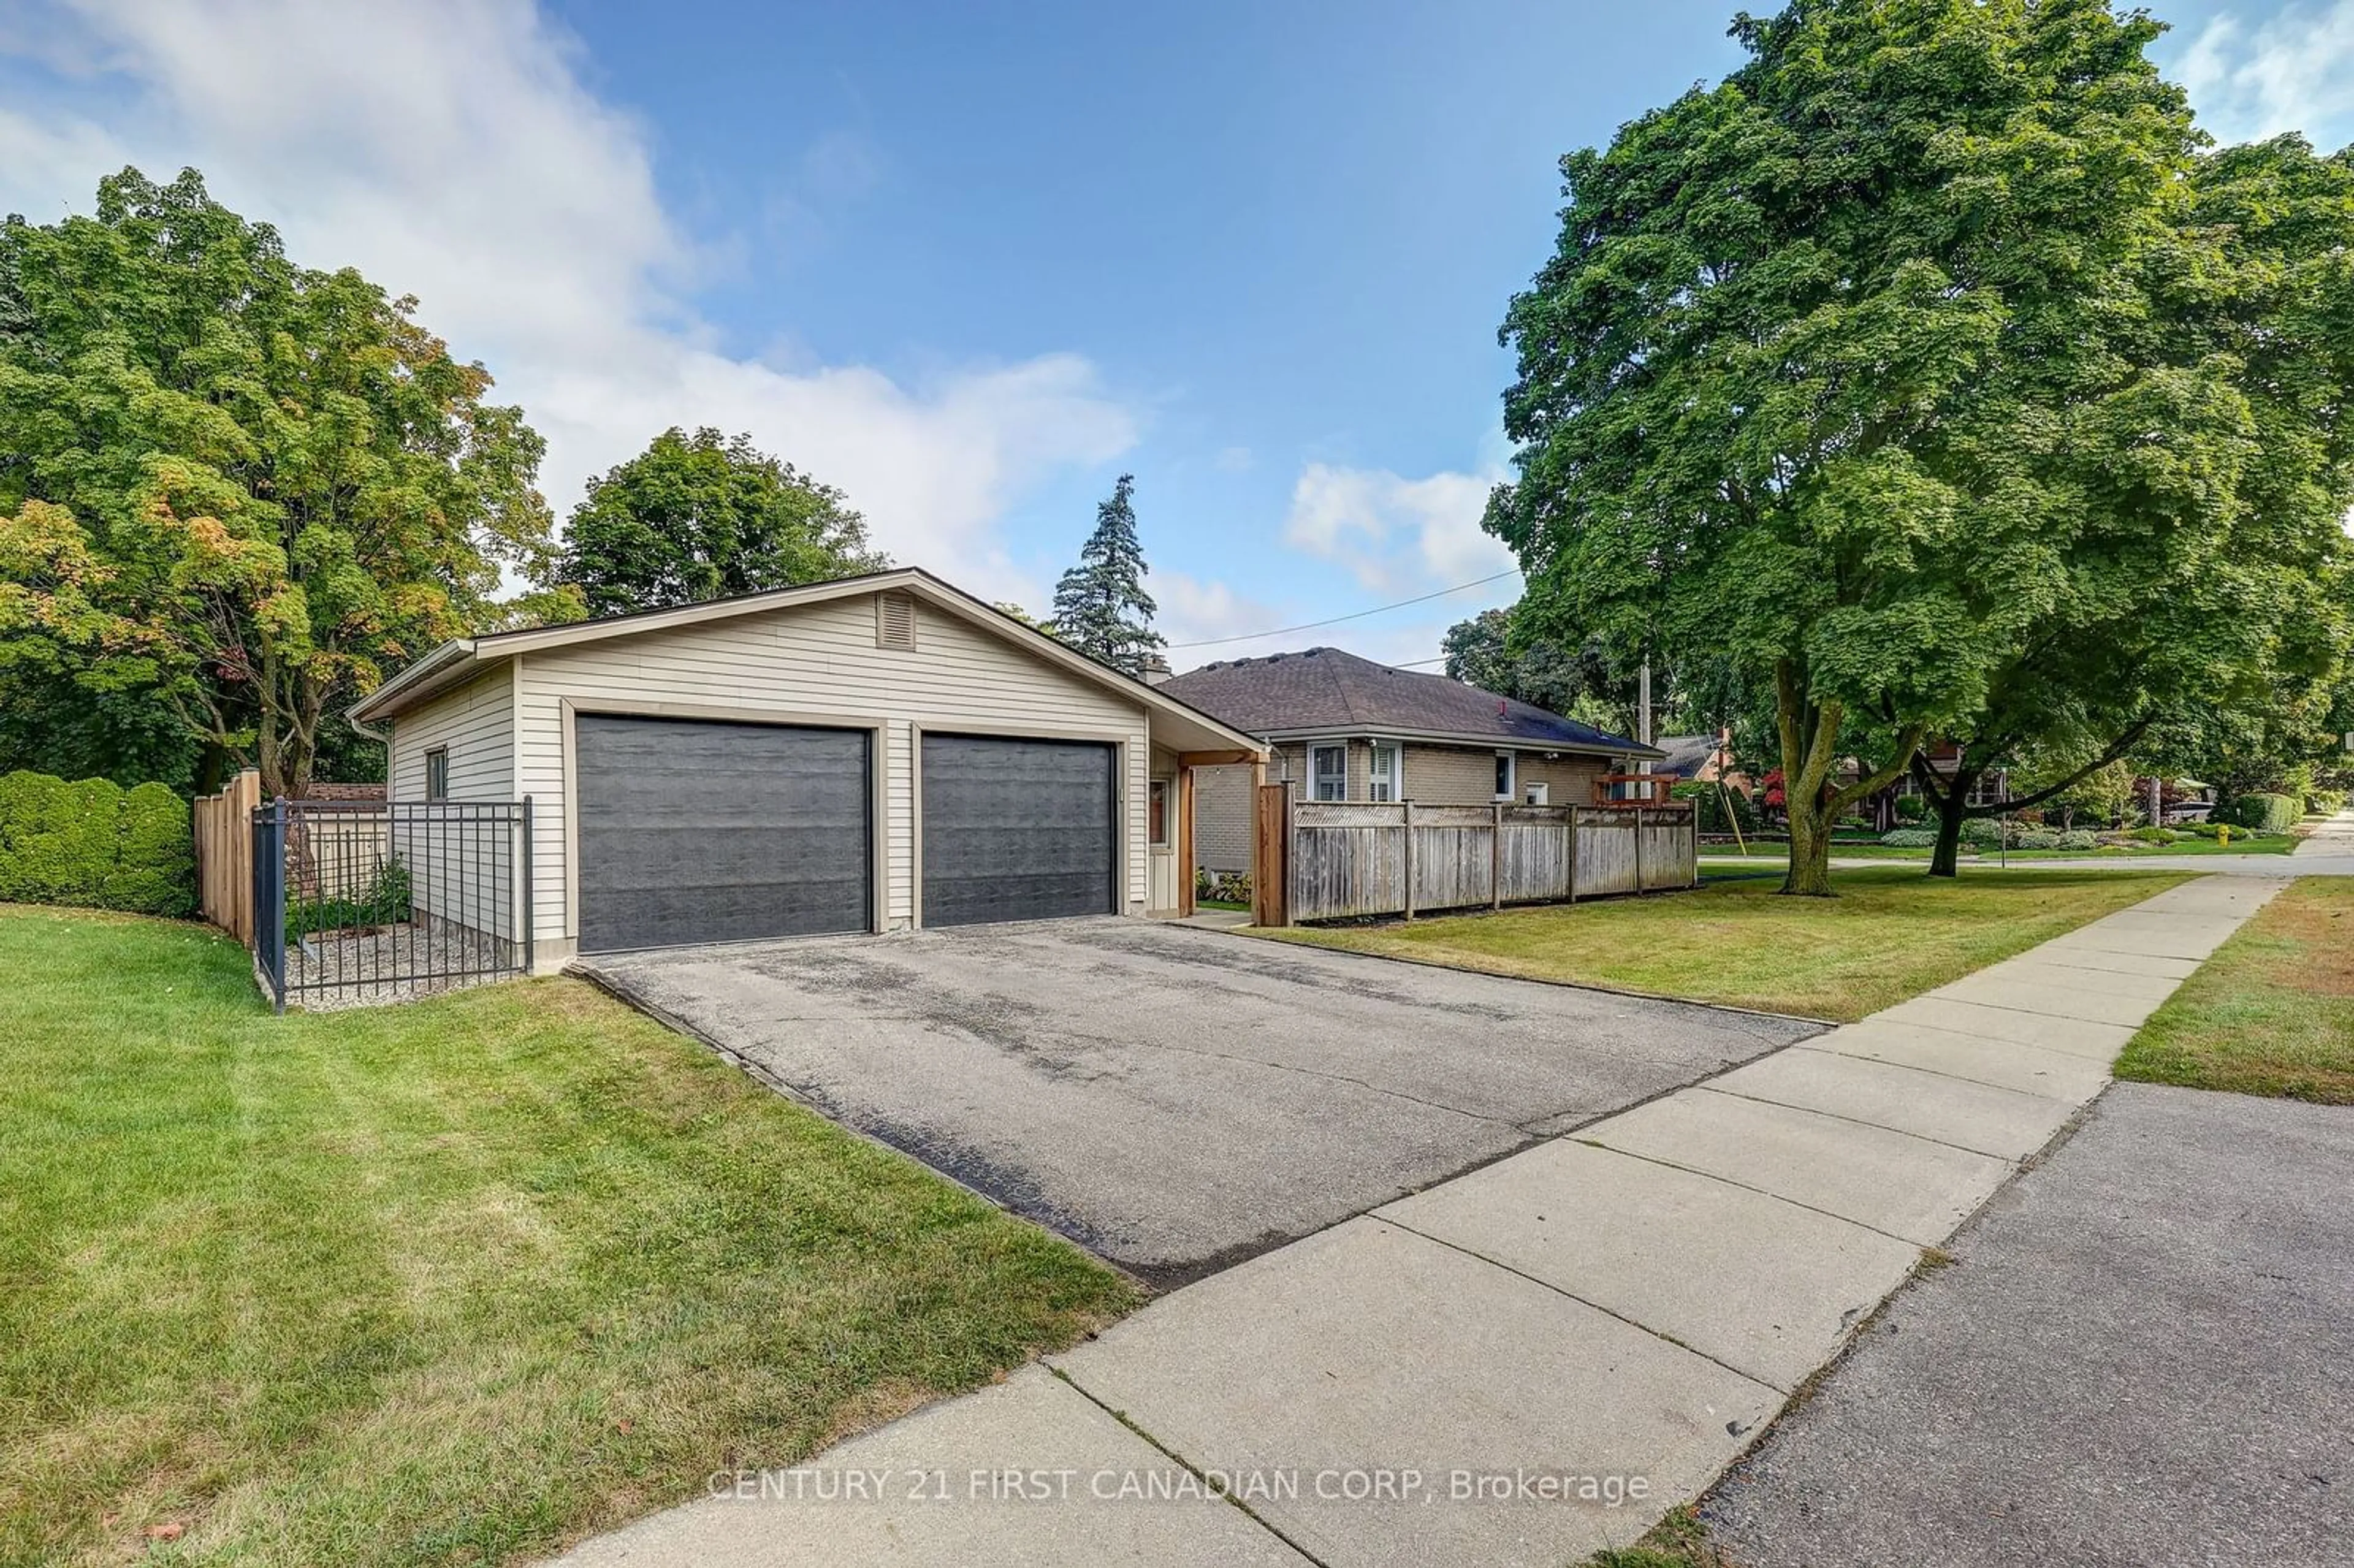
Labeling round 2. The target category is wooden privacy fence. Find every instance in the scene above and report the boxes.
[1253,787,1698,926]
[192,769,263,942]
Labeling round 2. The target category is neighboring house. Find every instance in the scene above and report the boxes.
[347,568,1264,965]
[1656,729,1750,794]
[1158,645,1658,875]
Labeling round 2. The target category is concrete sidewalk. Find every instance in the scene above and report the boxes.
[2291,805,2354,859]
[550,876,2280,1568]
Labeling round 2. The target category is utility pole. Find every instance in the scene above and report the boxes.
[1637,658,1654,799]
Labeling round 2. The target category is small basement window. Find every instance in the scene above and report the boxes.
[877,592,917,649]
[1493,750,1516,801]
[1311,744,1347,802]
[425,746,450,801]
[1148,779,1170,845]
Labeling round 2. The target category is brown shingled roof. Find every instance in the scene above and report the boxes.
[1160,646,1654,754]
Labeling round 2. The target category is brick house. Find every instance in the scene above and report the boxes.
[1157,645,1658,876]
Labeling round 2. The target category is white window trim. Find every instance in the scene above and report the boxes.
[425,745,450,802]
[1310,743,1348,802]
[1493,749,1516,801]
[1367,740,1402,804]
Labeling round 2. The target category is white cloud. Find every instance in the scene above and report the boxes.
[1281,460,1514,593]
[2174,1,2354,146]
[0,0,1137,603]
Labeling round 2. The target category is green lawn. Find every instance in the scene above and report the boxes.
[0,906,1137,1568]
[1257,867,2190,1021]
[2116,877,2354,1103]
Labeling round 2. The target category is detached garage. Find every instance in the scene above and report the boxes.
[348,569,1263,964]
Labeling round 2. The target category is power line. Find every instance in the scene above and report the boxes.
[1163,568,1521,650]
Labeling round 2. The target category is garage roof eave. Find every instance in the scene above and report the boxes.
[348,639,483,725]
[343,568,1268,759]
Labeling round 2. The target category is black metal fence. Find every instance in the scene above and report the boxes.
[251,797,534,1011]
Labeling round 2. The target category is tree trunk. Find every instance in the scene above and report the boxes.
[1929,786,1969,878]
[1782,799,1836,896]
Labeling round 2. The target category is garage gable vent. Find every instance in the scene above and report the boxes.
[877,592,916,649]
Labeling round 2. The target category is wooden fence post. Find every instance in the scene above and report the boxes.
[1252,782,1292,927]
[1491,801,1503,911]
[1634,805,1647,892]
[1401,799,1417,920]
[1567,806,1580,904]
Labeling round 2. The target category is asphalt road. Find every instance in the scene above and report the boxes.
[578,918,1818,1285]
[1704,1081,2354,1568]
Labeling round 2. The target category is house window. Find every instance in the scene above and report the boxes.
[424,747,450,802]
[1311,744,1347,802]
[1493,751,1516,801]
[1148,779,1170,846]
[1367,742,1401,803]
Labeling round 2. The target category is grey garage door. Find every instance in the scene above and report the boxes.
[921,734,1116,926]
[575,714,870,953]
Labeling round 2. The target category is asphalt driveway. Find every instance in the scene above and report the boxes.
[1704,1081,2354,1567]
[578,918,1819,1284]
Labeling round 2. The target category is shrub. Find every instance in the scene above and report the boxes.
[2227,793,2301,834]
[288,856,413,941]
[2311,789,2345,816]
[1878,828,1940,847]
[1192,867,1252,906]
[1892,794,1927,823]
[0,770,196,917]
[1959,817,2008,847]
[2056,829,2100,850]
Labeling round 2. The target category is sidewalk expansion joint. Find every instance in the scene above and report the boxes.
[1046,1365,1333,1568]
[1689,1083,2044,1163]
[1366,1214,1792,1396]
[1566,1136,1945,1251]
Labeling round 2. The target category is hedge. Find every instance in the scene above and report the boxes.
[2226,793,2301,834]
[0,771,196,918]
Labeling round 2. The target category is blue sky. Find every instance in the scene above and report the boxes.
[4,1,2352,668]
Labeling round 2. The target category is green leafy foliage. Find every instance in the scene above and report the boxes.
[0,168,562,797]
[2228,793,2301,832]
[0,769,193,915]
[287,855,413,942]
[1671,778,1756,835]
[1880,827,1941,848]
[1486,0,2354,896]
[555,427,886,618]
[1051,474,1164,675]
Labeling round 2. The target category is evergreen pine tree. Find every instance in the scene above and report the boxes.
[1050,474,1164,675]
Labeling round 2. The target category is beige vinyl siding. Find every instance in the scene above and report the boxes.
[383,666,517,935]
[1146,742,1179,911]
[387,666,515,802]
[514,591,1152,946]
